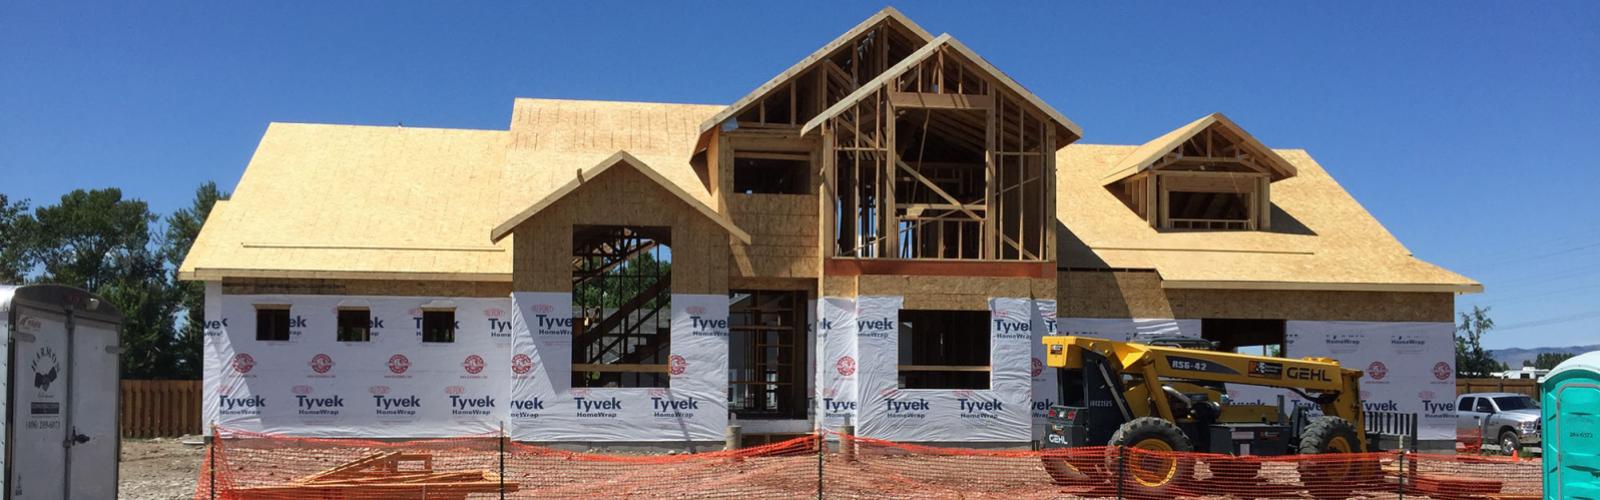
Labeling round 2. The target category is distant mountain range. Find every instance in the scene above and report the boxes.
[1489,345,1600,369]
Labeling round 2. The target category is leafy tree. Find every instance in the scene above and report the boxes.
[1456,305,1505,377]
[162,182,228,379]
[1529,352,1576,370]
[0,194,31,282]
[14,189,185,378]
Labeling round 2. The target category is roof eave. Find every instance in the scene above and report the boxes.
[1160,279,1484,294]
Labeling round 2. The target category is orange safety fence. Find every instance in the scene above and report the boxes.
[197,427,1544,499]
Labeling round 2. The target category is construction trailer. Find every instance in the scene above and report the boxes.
[3,285,124,500]
[180,8,1480,450]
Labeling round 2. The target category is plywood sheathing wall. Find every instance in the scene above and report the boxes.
[1060,270,1453,322]
[222,278,512,298]
[511,164,730,295]
[727,194,821,279]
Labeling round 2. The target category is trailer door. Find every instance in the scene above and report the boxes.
[8,309,69,499]
[66,317,121,500]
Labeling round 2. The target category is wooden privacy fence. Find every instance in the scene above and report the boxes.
[122,379,201,437]
[1457,378,1538,398]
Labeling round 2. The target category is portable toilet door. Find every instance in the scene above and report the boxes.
[1543,351,1600,499]
[3,285,124,500]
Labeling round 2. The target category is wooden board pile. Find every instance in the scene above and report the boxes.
[229,450,516,499]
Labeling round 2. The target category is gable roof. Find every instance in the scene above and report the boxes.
[490,150,751,243]
[178,123,515,282]
[695,7,935,138]
[800,34,1084,143]
[1058,144,1481,293]
[1101,113,1296,185]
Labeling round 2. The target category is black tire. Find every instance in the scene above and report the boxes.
[1297,416,1382,497]
[1107,417,1194,493]
[1498,429,1521,456]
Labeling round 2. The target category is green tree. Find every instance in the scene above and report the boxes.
[1530,352,1576,370]
[1456,305,1505,377]
[16,189,183,378]
[162,182,228,379]
[0,194,31,282]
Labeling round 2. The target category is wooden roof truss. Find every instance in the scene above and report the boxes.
[822,44,1056,261]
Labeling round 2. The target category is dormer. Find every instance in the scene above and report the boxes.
[1103,113,1296,231]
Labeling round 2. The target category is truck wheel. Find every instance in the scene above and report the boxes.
[1297,416,1381,496]
[1108,417,1194,492]
[1498,430,1520,456]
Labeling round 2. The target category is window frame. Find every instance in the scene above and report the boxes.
[727,289,807,419]
[421,309,456,343]
[571,225,673,388]
[896,309,992,390]
[730,150,811,196]
[254,305,292,342]
[336,308,372,342]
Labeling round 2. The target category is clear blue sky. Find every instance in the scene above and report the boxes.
[3,2,1596,349]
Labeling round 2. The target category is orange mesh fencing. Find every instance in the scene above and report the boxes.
[196,427,1544,499]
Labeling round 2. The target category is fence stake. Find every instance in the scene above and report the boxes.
[209,422,217,500]
[1115,446,1127,500]
[1397,450,1406,500]
[499,421,507,500]
[816,429,824,500]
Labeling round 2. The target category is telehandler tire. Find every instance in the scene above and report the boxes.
[1297,416,1383,497]
[1107,417,1194,493]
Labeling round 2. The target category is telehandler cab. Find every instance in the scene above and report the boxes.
[1038,335,1377,494]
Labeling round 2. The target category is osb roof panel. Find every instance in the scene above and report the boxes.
[498,98,723,223]
[1058,144,1480,292]
[179,123,514,280]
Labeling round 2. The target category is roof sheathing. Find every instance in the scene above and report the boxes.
[1057,144,1481,293]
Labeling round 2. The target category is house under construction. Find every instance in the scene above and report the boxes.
[182,8,1479,448]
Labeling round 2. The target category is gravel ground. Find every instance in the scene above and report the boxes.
[119,437,204,500]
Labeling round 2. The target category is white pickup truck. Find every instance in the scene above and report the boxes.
[1456,392,1540,454]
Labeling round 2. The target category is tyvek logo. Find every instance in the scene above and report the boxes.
[1433,362,1452,381]
[32,347,60,391]
[511,354,533,375]
[836,356,856,376]
[231,353,256,374]
[992,318,1031,339]
[462,355,486,375]
[1031,358,1044,378]
[387,354,411,375]
[884,397,931,419]
[1366,361,1387,381]
[957,397,1004,419]
[309,353,335,374]
[668,354,688,376]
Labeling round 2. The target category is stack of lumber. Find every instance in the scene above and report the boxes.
[229,451,516,499]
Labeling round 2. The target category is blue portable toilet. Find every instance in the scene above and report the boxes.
[1543,351,1600,499]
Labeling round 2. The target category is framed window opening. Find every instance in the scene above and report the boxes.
[255,305,291,342]
[732,151,810,195]
[1201,318,1286,357]
[337,308,371,342]
[728,290,806,419]
[572,225,672,388]
[421,309,456,343]
[897,309,990,390]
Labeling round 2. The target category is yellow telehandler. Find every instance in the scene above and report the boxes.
[1039,335,1378,495]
